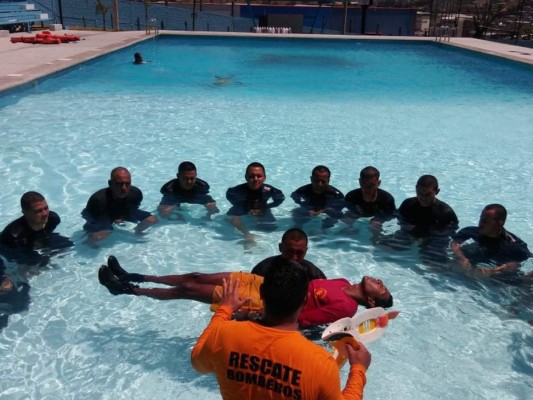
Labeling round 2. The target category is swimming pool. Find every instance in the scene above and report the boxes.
[0,36,532,399]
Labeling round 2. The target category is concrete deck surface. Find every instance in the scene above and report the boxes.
[0,30,531,93]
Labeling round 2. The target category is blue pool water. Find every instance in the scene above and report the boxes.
[0,36,532,399]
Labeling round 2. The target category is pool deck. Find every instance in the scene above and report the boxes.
[0,30,532,93]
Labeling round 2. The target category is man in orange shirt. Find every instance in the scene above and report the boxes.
[191,259,371,399]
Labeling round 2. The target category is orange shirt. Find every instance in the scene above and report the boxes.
[191,305,366,400]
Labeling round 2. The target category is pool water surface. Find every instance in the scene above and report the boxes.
[0,36,532,399]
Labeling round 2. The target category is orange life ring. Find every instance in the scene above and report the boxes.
[38,37,61,44]
[21,36,37,44]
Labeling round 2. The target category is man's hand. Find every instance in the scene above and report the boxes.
[346,341,371,370]
[220,276,251,313]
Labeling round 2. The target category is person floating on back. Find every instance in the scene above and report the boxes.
[98,255,393,328]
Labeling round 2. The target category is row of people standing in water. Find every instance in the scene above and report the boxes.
[0,161,531,277]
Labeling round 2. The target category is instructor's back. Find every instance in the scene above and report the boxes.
[191,258,371,399]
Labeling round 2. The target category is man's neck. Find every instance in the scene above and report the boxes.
[260,315,299,331]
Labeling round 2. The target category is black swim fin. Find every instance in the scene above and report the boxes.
[107,255,145,283]
[98,265,137,295]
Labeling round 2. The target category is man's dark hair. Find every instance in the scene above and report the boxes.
[20,191,45,211]
[359,166,380,180]
[374,294,393,309]
[483,203,507,224]
[246,162,265,175]
[311,165,331,178]
[416,174,439,190]
[261,259,309,319]
[178,161,197,174]
[281,228,308,245]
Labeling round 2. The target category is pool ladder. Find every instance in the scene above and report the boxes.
[435,26,456,42]
[146,18,159,36]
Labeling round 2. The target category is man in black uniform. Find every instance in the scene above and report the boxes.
[290,165,344,229]
[0,258,30,331]
[158,161,219,219]
[451,204,531,276]
[226,162,285,240]
[0,191,69,252]
[251,228,326,280]
[398,175,458,238]
[344,166,396,225]
[82,167,158,242]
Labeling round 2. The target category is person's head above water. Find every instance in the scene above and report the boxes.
[359,166,381,198]
[177,161,197,190]
[21,191,49,231]
[133,53,143,65]
[479,203,507,238]
[310,165,331,194]
[260,258,309,320]
[415,174,439,207]
[245,162,266,191]
[279,228,309,263]
[108,167,132,199]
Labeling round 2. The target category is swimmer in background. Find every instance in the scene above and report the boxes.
[214,75,232,86]
[451,204,531,277]
[81,167,158,242]
[133,52,144,65]
[158,161,219,219]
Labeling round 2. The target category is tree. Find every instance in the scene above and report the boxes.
[461,0,519,38]
[96,0,109,31]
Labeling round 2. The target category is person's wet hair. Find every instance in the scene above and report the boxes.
[281,228,308,245]
[416,174,439,190]
[312,165,331,178]
[261,259,309,319]
[483,203,507,223]
[20,191,45,211]
[374,294,393,309]
[359,166,380,180]
[178,161,197,174]
[246,162,265,175]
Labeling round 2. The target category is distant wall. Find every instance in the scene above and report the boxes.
[33,0,253,32]
[30,1,416,35]
[240,5,417,35]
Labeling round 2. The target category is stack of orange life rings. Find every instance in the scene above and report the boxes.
[11,31,80,45]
